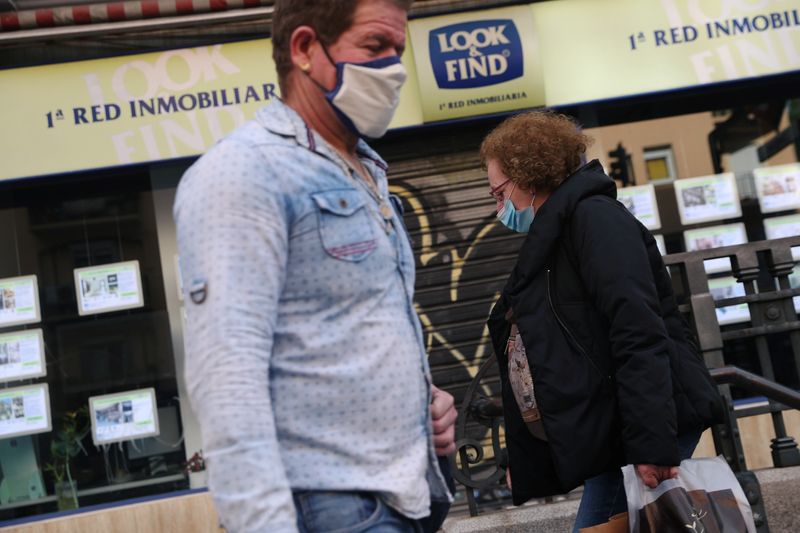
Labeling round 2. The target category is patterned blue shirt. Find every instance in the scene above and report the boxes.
[174,100,450,533]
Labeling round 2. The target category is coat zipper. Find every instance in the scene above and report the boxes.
[546,269,609,382]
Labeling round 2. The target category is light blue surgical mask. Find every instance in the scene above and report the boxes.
[497,188,536,233]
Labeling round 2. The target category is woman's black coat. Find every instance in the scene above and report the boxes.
[487,160,724,505]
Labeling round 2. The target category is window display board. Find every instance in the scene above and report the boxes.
[0,329,46,384]
[89,388,159,446]
[654,234,666,256]
[74,260,144,316]
[764,214,800,261]
[0,383,51,440]
[754,163,800,214]
[708,277,750,326]
[0,275,41,329]
[617,184,661,230]
[684,223,748,274]
[674,173,741,225]
[790,266,800,314]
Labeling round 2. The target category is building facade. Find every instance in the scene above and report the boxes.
[1,0,799,525]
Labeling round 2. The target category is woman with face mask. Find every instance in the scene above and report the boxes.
[481,111,723,532]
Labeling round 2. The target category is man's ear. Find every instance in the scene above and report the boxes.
[289,25,317,72]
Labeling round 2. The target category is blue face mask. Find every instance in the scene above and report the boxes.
[497,192,535,233]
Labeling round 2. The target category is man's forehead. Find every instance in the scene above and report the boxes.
[348,2,407,40]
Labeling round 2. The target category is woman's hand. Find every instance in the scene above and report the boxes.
[635,464,678,488]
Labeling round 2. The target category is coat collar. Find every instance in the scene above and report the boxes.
[503,160,617,309]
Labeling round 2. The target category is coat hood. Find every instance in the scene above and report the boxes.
[503,160,616,309]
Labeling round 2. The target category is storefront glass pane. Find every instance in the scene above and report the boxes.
[0,167,189,520]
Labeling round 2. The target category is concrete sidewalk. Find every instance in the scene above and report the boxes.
[442,466,800,533]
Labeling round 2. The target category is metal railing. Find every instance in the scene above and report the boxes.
[451,235,800,528]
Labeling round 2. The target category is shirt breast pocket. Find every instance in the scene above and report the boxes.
[312,189,377,262]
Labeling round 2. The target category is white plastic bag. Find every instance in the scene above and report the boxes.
[622,456,756,533]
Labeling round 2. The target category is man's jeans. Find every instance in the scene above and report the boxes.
[572,431,702,532]
[293,491,422,533]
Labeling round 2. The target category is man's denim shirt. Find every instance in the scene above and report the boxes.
[174,100,450,533]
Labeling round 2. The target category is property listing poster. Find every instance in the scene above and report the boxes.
[708,276,750,326]
[0,384,51,440]
[74,261,144,316]
[754,163,800,214]
[0,276,40,329]
[684,222,748,274]
[764,214,800,261]
[90,388,159,445]
[617,184,661,230]
[0,329,46,384]
[790,266,800,314]
[674,173,741,225]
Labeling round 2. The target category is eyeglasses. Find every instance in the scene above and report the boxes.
[489,179,512,202]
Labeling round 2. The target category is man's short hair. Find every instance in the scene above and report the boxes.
[272,0,413,92]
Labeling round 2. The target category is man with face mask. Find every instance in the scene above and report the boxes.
[174,1,456,532]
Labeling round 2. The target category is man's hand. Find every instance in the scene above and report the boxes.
[635,464,679,489]
[430,385,457,456]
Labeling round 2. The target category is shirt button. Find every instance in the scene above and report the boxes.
[339,199,348,208]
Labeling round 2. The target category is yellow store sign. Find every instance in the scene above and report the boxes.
[408,5,546,122]
[534,0,800,106]
[1,0,800,181]
[0,39,421,181]
[1,41,277,180]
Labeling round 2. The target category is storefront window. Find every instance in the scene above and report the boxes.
[0,167,190,520]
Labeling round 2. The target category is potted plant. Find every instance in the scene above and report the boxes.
[44,407,89,510]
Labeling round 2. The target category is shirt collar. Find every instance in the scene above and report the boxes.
[255,100,388,173]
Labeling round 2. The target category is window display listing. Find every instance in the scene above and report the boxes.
[754,163,800,214]
[617,184,661,230]
[0,275,41,329]
[74,261,144,316]
[708,277,750,326]
[684,223,748,274]
[674,173,742,225]
[89,388,159,446]
[0,384,51,440]
[0,329,46,384]
[790,267,800,314]
[764,214,800,261]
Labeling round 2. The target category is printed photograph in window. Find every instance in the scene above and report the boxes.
[89,388,159,446]
[74,261,144,316]
[0,384,52,440]
[754,163,800,213]
[674,173,742,225]
[0,330,46,384]
[763,214,800,261]
[684,223,747,274]
[708,277,750,326]
[0,276,41,328]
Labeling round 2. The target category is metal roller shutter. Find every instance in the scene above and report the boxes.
[387,151,526,469]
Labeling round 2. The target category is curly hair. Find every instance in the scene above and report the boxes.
[480,111,592,192]
[272,0,414,89]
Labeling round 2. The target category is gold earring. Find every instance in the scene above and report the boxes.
[299,63,311,72]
